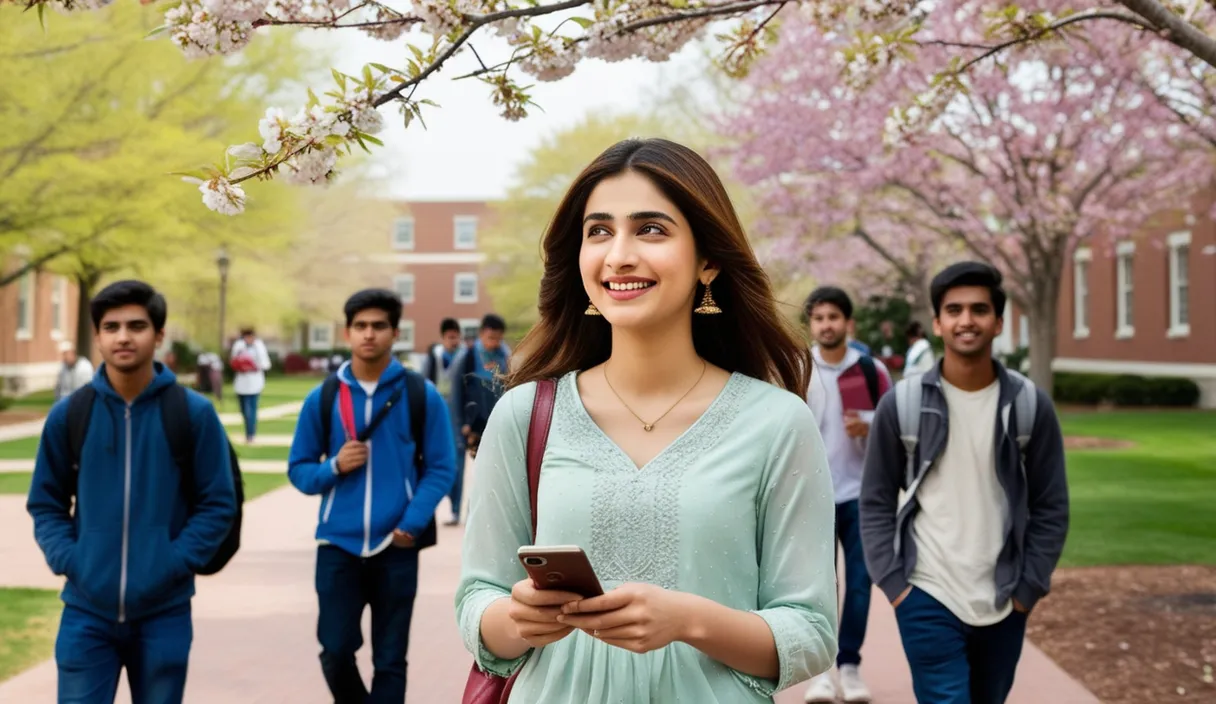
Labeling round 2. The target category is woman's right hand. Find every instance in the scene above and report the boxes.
[508,579,582,647]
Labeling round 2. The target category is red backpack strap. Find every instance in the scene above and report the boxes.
[337,382,357,441]
[525,379,557,543]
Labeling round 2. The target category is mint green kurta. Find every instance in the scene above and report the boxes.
[455,371,838,703]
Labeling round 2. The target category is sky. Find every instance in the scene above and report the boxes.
[315,24,711,201]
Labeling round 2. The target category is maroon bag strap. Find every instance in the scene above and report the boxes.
[525,379,557,543]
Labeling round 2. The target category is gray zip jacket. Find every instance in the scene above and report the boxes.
[859,360,1069,612]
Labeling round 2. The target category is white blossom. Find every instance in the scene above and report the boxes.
[165,1,254,59]
[519,40,580,82]
[200,178,247,216]
[287,104,347,144]
[349,102,385,135]
[281,147,338,185]
[361,5,409,41]
[258,107,287,153]
[201,0,269,23]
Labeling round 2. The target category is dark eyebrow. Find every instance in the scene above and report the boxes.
[582,211,677,225]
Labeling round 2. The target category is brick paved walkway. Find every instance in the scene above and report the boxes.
[0,477,1098,703]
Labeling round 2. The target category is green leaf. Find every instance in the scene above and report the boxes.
[569,16,594,29]
[332,68,347,90]
[409,44,425,62]
[369,63,396,74]
[145,24,168,39]
[360,133,384,146]
[37,2,46,32]
[362,64,374,86]
[419,98,440,108]
[307,88,320,107]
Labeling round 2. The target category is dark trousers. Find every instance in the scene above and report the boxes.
[316,544,419,704]
[894,587,1028,704]
[836,499,871,667]
[237,393,259,439]
[448,443,466,519]
[55,602,192,704]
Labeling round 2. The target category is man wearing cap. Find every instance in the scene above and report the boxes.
[54,340,94,401]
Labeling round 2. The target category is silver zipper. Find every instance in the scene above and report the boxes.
[404,476,413,501]
[322,485,336,523]
[362,392,373,556]
[119,403,132,623]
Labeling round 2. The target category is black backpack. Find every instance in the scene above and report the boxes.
[318,369,437,550]
[65,384,245,576]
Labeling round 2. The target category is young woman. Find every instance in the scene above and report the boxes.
[456,138,838,702]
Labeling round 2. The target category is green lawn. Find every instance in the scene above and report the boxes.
[1057,410,1216,567]
[210,375,319,410]
[224,418,300,436]
[1,471,288,499]
[0,588,61,683]
[2,389,56,416]
[233,444,291,461]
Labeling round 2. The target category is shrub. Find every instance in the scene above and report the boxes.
[1053,372,1200,408]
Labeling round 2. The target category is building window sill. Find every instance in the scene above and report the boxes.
[1115,327,1135,340]
[1073,328,1090,340]
[50,329,64,341]
[15,330,32,342]
[1167,325,1190,340]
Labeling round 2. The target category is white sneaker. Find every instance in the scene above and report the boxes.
[803,672,839,703]
[838,665,872,703]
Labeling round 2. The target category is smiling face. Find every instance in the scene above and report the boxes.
[96,304,163,374]
[933,285,1003,360]
[809,303,849,351]
[579,171,714,331]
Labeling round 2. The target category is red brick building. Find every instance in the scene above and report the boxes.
[1054,213,1216,407]
[302,200,499,367]
[0,263,81,394]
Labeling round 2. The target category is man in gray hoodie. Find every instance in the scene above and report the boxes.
[859,262,1069,704]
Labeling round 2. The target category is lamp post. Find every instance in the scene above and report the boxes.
[216,246,230,403]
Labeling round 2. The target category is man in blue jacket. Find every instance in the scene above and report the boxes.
[27,280,237,704]
[288,288,456,704]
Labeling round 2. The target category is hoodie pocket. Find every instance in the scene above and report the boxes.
[124,529,192,616]
[69,527,122,614]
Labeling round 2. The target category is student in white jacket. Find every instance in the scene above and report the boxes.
[54,340,94,401]
[230,327,272,443]
[903,321,936,377]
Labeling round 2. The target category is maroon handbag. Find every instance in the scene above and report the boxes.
[461,378,557,704]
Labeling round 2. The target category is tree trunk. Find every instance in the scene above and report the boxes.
[74,271,102,361]
[1025,279,1060,400]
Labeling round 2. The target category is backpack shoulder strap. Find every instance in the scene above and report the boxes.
[858,355,880,408]
[65,386,97,474]
[894,377,923,487]
[319,373,340,456]
[404,369,427,470]
[464,346,477,376]
[1007,370,1038,450]
[526,379,558,543]
[159,385,196,492]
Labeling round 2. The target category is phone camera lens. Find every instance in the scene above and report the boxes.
[546,572,564,583]
[524,556,547,567]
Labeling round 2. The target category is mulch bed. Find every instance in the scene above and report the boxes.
[1029,565,1216,703]
[1063,436,1137,450]
[0,410,43,427]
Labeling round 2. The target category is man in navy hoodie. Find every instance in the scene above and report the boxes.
[27,280,237,704]
[288,288,456,703]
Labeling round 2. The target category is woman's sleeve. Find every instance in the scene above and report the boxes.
[735,398,839,695]
[454,382,537,677]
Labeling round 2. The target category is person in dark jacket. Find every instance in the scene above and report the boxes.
[27,280,237,704]
[859,262,1069,704]
[288,289,457,704]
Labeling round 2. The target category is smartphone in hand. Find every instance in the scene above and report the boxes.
[517,545,605,598]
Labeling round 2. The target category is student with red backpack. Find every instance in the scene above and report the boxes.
[802,286,892,703]
[287,289,457,704]
[26,280,240,704]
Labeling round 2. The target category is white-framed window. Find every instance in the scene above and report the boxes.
[453,215,478,250]
[1072,247,1091,339]
[459,318,480,340]
[392,273,416,304]
[1115,240,1135,339]
[392,217,415,250]
[15,269,34,340]
[454,272,478,304]
[50,276,66,339]
[399,320,415,350]
[1167,231,1190,338]
[309,322,334,348]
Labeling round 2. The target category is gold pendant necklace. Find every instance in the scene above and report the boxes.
[603,359,707,432]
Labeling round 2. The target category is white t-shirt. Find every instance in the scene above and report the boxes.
[909,377,1013,626]
[230,338,271,396]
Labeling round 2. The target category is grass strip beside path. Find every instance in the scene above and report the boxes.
[0,588,61,682]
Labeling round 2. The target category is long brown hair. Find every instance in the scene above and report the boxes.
[507,138,811,395]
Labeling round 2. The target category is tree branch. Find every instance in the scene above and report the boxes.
[1118,0,1216,69]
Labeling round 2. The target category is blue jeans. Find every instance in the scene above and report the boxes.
[894,586,1028,704]
[836,499,871,667]
[316,544,419,704]
[448,443,466,520]
[55,602,192,704]
[237,393,259,439]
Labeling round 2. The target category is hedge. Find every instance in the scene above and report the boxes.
[1054,372,1200,407]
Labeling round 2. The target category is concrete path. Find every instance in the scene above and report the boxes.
[0,402,303,444]
[0,477,1098,703]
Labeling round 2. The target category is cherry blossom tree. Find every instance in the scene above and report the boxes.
[720,10,1211,393]
[9,0,1215,219]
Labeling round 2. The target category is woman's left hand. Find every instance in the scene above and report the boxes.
[556,583,695,654]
